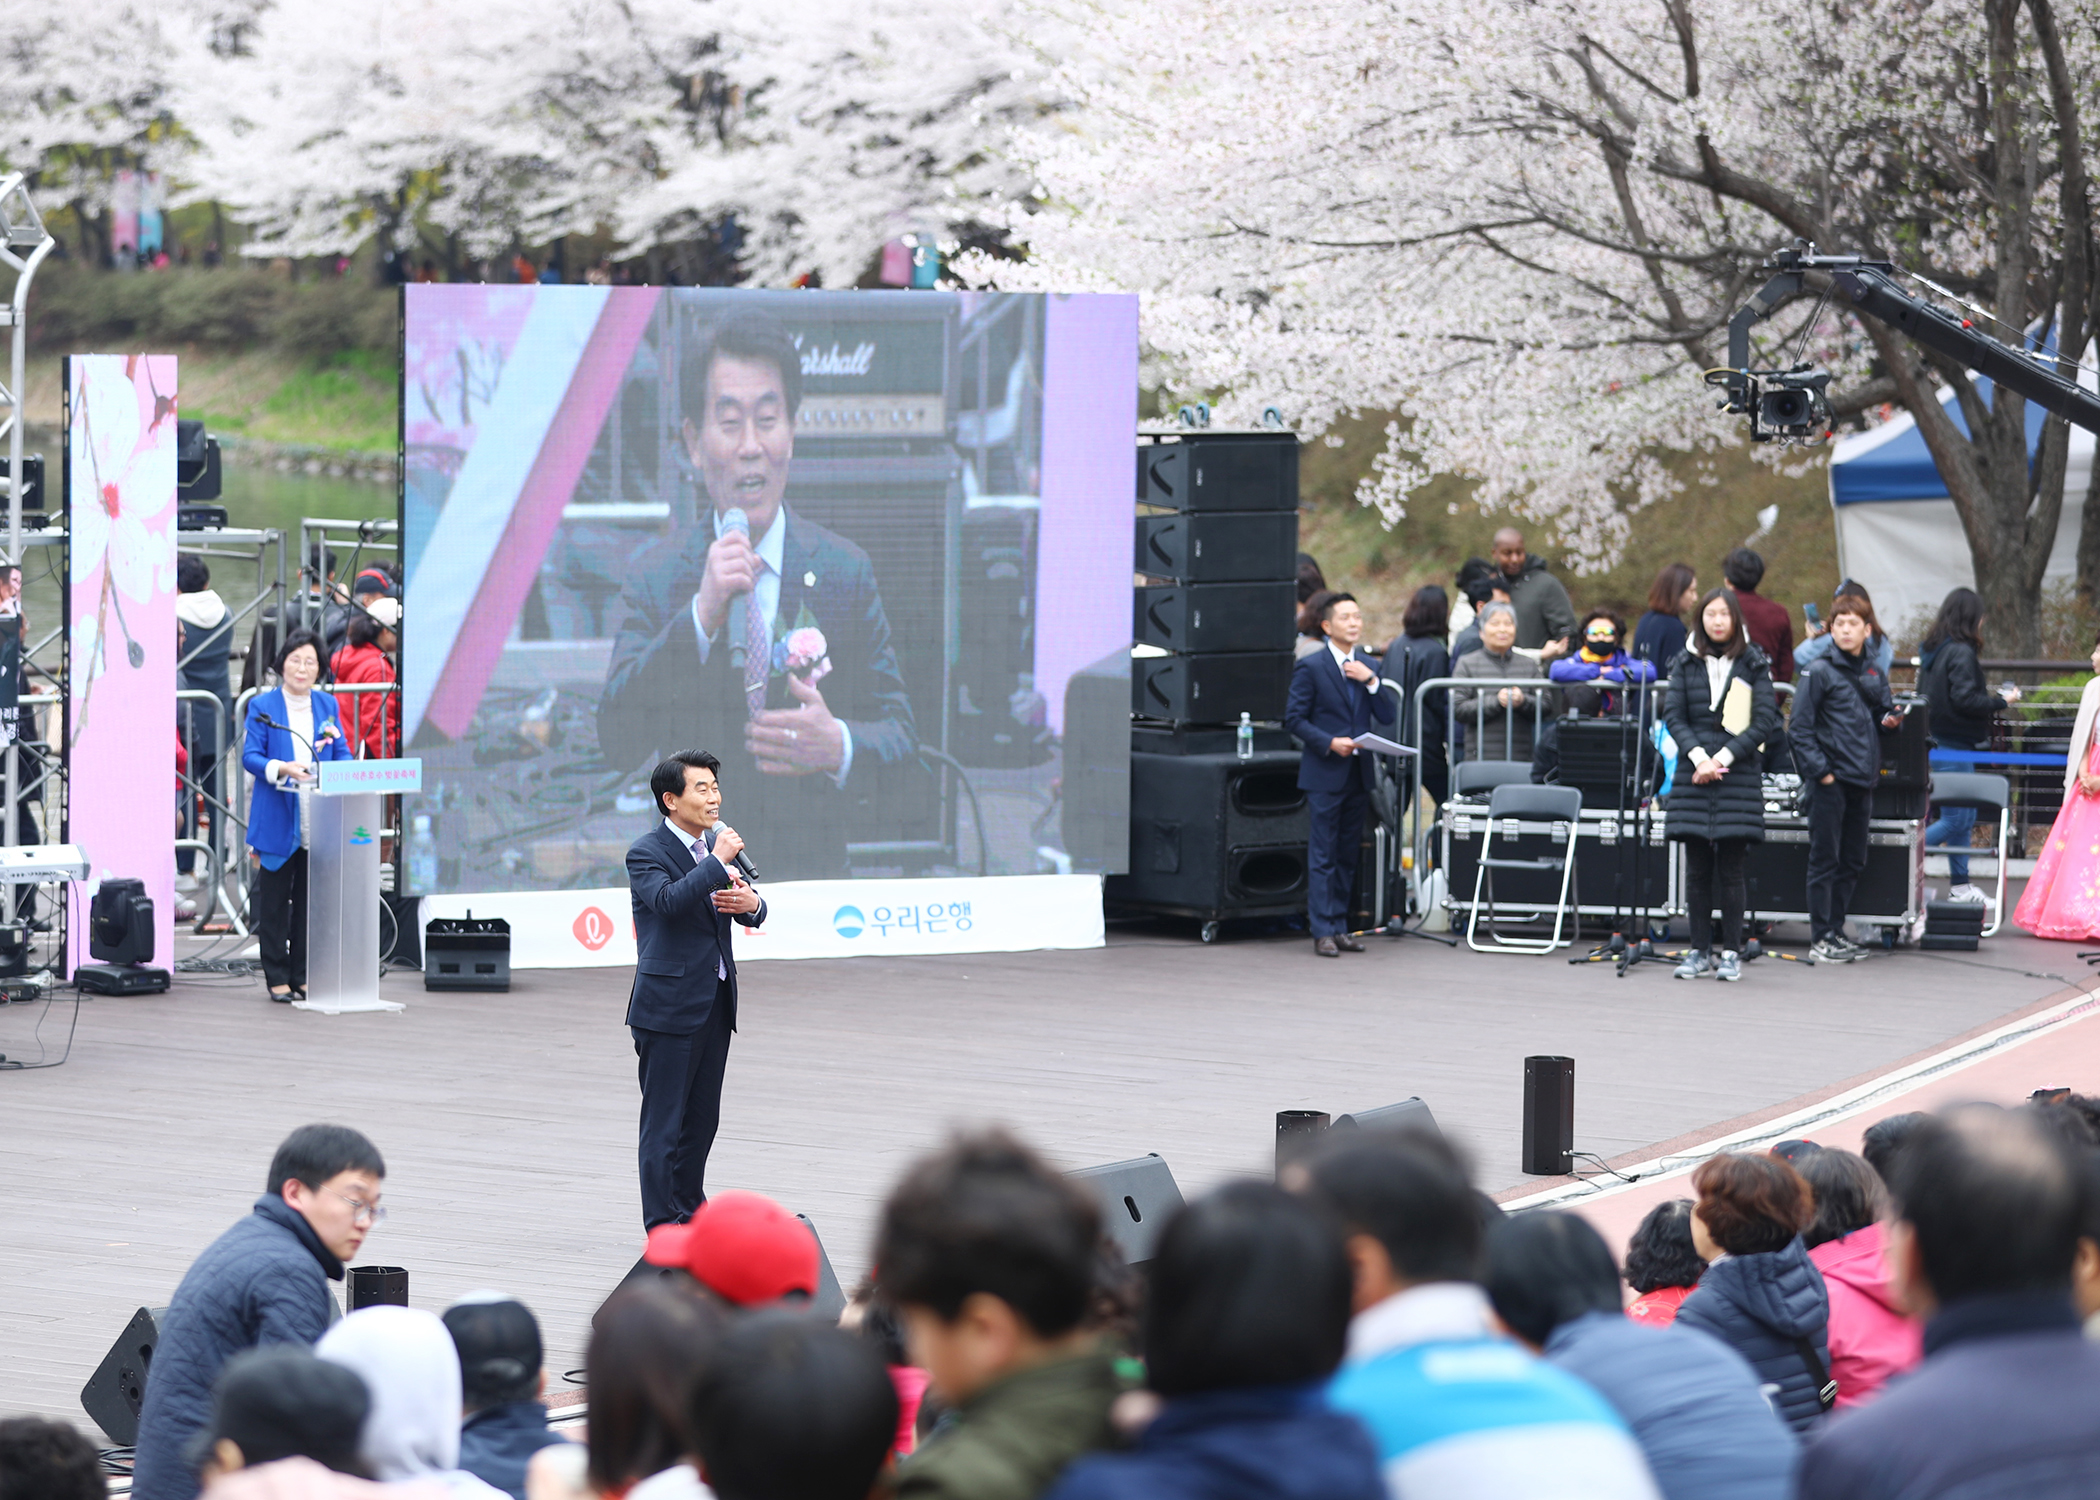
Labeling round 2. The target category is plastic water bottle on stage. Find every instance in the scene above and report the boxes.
[408,815,438,892]
[1238,711,1254,760]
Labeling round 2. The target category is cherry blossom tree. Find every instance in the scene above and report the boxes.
[0,4,198,265]
[998,0,2100,651]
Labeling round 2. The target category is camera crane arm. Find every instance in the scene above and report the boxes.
[1714,244,2100,438]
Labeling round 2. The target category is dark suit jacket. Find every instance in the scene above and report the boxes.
[599,505,917,881]
[1285,646,1395,794]
[626,822,768,1036]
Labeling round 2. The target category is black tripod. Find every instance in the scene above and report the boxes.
[1569,681,1665,975]
[1373,707,1457,947]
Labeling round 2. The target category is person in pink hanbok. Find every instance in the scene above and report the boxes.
[2015,635,2100,940]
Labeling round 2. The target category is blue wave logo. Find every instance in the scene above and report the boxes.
[833,905,865,939]
[349,825,374,846]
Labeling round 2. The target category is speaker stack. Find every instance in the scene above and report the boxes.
[1109,432,1304,934]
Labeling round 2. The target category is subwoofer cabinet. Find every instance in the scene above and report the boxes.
[1106,750,1310,926]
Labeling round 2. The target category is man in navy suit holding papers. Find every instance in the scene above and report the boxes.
[1284,593,1394,957]
[626,750,768,1230]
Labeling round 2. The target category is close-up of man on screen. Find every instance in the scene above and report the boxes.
[598,308,916,881]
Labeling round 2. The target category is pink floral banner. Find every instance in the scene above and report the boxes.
[66,355,178,971]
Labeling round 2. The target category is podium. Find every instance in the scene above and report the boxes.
[296,759,421,1016]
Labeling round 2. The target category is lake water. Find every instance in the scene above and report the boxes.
[16,462,396,672]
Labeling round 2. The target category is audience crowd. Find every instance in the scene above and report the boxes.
[8,1094,2100,1500]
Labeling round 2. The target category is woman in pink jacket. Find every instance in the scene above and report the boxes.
[1797,1147,1922,1407]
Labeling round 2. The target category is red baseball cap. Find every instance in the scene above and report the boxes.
[642,1191,819,1306]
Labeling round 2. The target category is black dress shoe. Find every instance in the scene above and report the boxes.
[1335,934,1366,952]
[1314,936,1341,958]
[270,988,294,1003]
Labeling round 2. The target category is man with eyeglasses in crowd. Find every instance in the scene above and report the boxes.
[132,1123,387,1500]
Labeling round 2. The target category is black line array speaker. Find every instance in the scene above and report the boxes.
[1134,430,1300,730]
[1068,1154,1185,1265]
[1131,652,1292,723]
[1106,750,1309,919]
[1136,511,1299,582]
[1137,433,1298,511]
[1134,583,1296,653]
[1522,1055,1575,1175]
[81,1305,168,1444]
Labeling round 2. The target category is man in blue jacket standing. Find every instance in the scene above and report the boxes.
[1284,593,1394,958]
[626,750,768,1231]
[131,1124,385,1500]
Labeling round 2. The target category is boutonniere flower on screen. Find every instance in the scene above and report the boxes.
[784,625,832,684]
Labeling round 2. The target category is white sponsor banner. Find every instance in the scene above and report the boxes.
[419,875,1103,969]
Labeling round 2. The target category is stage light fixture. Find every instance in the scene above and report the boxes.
[77,877,170,993]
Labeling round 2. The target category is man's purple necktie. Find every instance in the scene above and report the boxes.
[743,563,771,716]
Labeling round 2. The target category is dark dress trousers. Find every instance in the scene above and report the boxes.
[626,821,768,1230]
[1284,646,1396,937]
[599,505,918,881]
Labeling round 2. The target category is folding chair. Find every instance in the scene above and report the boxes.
[1466,782,1583,954]
[1452,760,1533,799]
[1924,771,2012,937]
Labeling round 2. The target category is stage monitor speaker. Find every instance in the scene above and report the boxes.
[349,1265,409,1310]
[1137,432,1298,512]
[1069,1154,1185,1265]
[795,1213,849,1322]
[1135,583,1296,654]
[1136,511,1299,582]
[1106,751,1310,920]
[601,1213,845,1321]
[1522,1056,1575,1175]
[424,913,511,991]
[1132,652,1291,725]
[1334,1097,1440,1138]
[81,1305,167,1445]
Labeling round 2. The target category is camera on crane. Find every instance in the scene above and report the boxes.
[1705,362,1832,444]
[1754,368,1832,440]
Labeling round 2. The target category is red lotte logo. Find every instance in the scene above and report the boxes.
[573,906,616,951]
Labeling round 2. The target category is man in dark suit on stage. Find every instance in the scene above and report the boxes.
[599,308,916,881]
[626,750,768,1230]
[1284,592,1394,957]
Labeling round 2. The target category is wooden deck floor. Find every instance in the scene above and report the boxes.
[2,912,2088,1433]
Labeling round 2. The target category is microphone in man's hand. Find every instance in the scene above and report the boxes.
[731,849,759,884]
[720,506,752,671]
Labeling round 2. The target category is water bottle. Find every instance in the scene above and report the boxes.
[1237,711,1254,761]
[408,814,438,894]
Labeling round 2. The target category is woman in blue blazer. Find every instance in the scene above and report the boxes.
[243,629,353,1000]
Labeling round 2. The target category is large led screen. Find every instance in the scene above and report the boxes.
[402,287,1135,890]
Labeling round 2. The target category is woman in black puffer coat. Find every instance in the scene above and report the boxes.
[1677,1152,1833,1436]
[1662,590,1782,980]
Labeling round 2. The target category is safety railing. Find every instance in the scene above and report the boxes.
[204,678,403,935]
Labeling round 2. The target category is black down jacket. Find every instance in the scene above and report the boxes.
[1662,645,1782,843]
[1790,647,1894,789]
[1674,1235,1832,1436]
[1918,639,2006,746]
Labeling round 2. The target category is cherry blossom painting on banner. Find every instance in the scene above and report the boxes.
[65,354,177,970]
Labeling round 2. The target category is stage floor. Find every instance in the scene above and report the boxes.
[3,909,2093,1433]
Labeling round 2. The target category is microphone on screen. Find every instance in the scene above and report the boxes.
[720,506,752,672]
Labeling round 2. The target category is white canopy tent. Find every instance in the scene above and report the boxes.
[1828,377,2095,638]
